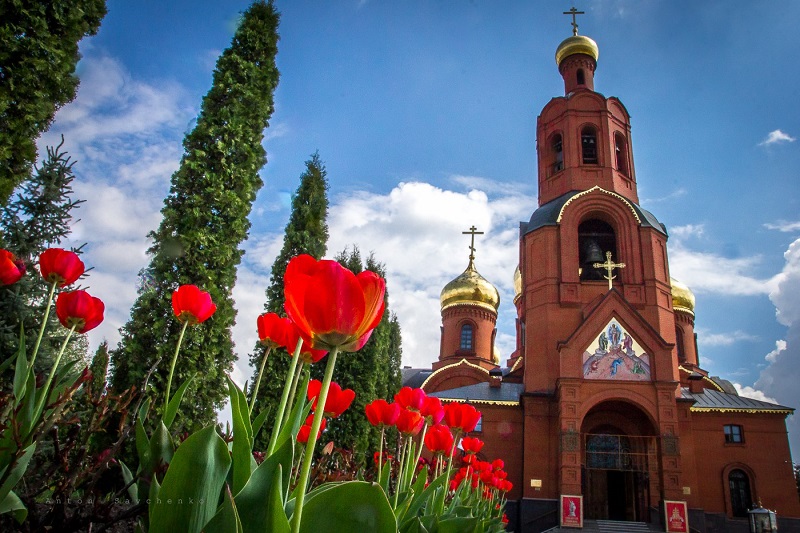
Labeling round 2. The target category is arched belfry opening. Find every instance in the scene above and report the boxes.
[579,219,617,281]
[581,125,598,164]
[581,401,658,523]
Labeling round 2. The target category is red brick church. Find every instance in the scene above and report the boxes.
[404,16,800,533]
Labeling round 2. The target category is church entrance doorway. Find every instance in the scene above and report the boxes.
[580,401,658,522]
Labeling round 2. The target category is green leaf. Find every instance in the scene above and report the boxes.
[149,426,231,533]
[298,482,397,533]
[274,372,310,452]
[437,516,480,533]
[402,472,447,525]
[163,374,195,428]
[12,329,29,406]
[400,517,430,533]
[233,438,293,533]
[149,420,175,475]
[135,417,151,474]
[203,484,243,533]
[251,407,270,441]
[0,490,27,523]
[119,461,138,503]
[227,377,254,494]
[0,444,35,508]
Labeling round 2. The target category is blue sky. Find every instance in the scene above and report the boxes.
[36,1,800,450]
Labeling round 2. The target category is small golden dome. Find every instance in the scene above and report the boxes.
[671,277,696,316]
[492,345,501,365]
[513,265,522,302]
[555,34,599,66]
[440,260,500,313]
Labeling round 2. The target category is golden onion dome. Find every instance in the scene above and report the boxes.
[671,277,696,316]
[492,345,501,366]
[555,34,599,66]
[513,265,522,302]
[440,259,500,313]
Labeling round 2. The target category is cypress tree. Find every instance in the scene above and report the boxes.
[320,248,403,461]
[249,152,328,445]
[110,1,281,431]
[0,139,87,375]
[0,0,107,205]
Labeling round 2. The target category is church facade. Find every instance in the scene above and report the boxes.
[407,23,800,533]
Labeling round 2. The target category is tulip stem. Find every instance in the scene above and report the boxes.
[267,338,302,456]
[280,360,304,430]
[413,422,429,473]
[377,426,385,484]
[29,280,58,371]
[32,324,76,426]
[393,435,408,509]
[164,320,189,418]
[249,345,272,415]
[290,346,338,533]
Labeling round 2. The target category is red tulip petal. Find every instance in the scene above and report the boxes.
[302,260,365,348]
[356,270,386,334]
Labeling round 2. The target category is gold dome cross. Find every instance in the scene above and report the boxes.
[563,7,585,36]
[462,225,484,265]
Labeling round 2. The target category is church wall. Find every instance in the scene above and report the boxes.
[686,411,800,517]
[474,404,525,501]
[522,395,561,500]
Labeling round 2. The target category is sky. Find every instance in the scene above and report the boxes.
[32,1,800,452]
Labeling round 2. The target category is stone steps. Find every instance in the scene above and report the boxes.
[544,519,660,532]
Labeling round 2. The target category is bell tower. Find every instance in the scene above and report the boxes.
[537,10,637,206]
[514,12,685,508]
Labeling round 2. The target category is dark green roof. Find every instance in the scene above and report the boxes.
[428,382,525,404]
[681,388,794,413]
[523,189,668,236]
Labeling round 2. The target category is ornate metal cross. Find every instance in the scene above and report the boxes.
[462,225,484,263]
[593,251,626,290]
[563,7,585,36]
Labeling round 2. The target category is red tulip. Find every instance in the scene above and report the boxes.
[284,320,328,363]
[395,409,424,436]
[172,284,216,324]
[492,458,505,471]
[257,313,292,349]
[395,386,427,411]
[39,248,84,287]
[0,249,26,285]
[365,399,401,427]
[420,396,445,425]
[373,451,393,466]
[56,290,104,333]
[462,436,484,454]
[297,414,327,444]
[307,379,355,418]
[424,424,454,454]
[283,254,386,352]
[443,402,482,433]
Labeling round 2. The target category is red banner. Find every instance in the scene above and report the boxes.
[560,495,583,528]
[664,500,689,533]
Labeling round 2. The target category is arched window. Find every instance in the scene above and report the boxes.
[729,469,752,518]
[615,133,629,175]
[581,126,598,164]
[460,324,474,350]
[675,327,686,363]
[551,133,564,173]
[579,219,617,281]
[577,68,585,86]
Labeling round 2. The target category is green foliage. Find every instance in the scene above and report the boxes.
[0,139,87,378]
[110,1,281,431]
[249,152,329,446]
[314,248,403,460]
[0,1,107,205]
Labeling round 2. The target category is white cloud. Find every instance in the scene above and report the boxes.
[668,241,771,296]
[755,238,800,452]
[324,180,534,369]
[759,129,796,146]
[450,175,534,196]
[668,224,704,239]
[695,328,759,347]
[764,220,800,233]
[641,188,687,204]
[36,53,193,353]
[732,383,778,404]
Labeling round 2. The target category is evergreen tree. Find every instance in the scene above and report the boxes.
[320,248,403,461]
[110,1,281,431]
[0,0,107,205]
[249,153,328,445]
[0,139,87,374]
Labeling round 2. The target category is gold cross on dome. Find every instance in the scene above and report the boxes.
[563,7,585,36]
[462,225,484,264]
[593,251,626,290]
